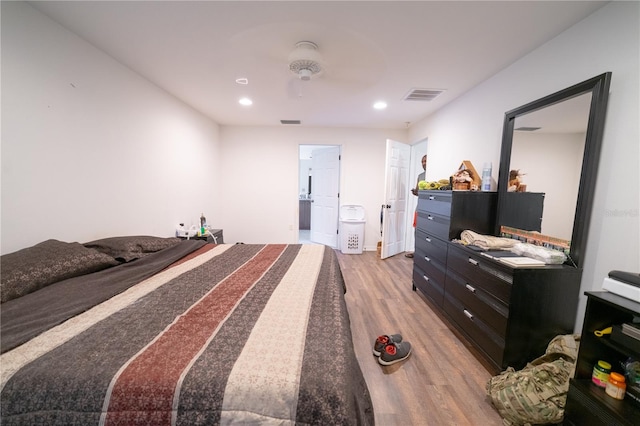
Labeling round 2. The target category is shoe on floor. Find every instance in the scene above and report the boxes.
[378,341,412,366]
[404,252,414,258]
[373,334,403,356]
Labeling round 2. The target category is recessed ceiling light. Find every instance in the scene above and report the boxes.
[373,101,387,110]
[239,97,253,106]
[236,78,249,85]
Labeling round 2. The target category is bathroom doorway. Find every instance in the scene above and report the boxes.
[298,144,341,246]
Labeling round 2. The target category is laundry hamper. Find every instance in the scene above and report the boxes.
[339,205,365,254]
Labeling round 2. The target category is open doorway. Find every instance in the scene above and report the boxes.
[405,139,428,253]
[298,145,341,246]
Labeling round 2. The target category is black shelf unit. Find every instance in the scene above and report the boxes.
[564,291,640,425]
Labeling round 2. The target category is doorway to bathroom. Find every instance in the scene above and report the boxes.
[298,145,341,246]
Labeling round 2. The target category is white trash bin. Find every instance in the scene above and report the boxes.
[339,205,366,254]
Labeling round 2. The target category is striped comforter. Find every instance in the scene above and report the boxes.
[0,243,373,425]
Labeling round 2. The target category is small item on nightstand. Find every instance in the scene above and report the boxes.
[200,213,207,236]
[592,360,611,387]
[605,372,626,400]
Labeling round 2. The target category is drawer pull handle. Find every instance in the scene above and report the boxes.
[428,196,435,200]
[427,215,434,221]
[465,284,476,293]
[425,237,431,243]
[423,275,429,282]
[424,256,431,262]
[463,309,474,320]
[468,258,479,266]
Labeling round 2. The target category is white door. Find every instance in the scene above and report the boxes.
[406,140,428,252]
[310,146,340,247]
[381,140,411,259]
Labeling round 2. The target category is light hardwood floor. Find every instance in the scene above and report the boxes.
[336,250,503,426]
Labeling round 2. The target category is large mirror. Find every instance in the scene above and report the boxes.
[496,73,612,269]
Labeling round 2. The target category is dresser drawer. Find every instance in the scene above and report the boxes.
[413,265,445,307]
[416,211,451,241]
[415,228,448,264]
[417,191,452,216]
[447,245,512,304]
[443,292,505,366]
[414,251,446,286]
[445,269,509,337]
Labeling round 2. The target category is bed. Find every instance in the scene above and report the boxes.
[0,237,374,425]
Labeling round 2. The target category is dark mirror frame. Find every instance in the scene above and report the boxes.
[496,72,612,269]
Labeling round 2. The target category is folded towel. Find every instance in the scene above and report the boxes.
[460,230,519,250]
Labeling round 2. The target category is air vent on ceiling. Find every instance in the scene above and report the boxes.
[280,120,301,125]
[403,88,445,102]
[515,127,542,132]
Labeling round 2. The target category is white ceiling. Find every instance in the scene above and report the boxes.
[29,1,608,130]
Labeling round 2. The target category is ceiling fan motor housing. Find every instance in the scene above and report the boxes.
[288,41,323,80]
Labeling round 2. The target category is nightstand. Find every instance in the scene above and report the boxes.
[178,229,224,244]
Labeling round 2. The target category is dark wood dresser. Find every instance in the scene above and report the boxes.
[412,190,496,307]
[412,190,582,373]
[444,243,581,373]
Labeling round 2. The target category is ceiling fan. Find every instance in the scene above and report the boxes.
[288,41,324,82]
[282,38,382,99]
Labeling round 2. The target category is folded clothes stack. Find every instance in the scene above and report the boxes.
[460,230,518,250]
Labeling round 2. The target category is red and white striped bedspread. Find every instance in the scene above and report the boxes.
[0,243,374,425]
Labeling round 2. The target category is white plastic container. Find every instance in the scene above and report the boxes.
[339,205,366,254]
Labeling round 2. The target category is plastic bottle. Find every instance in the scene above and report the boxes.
[605,372,626,400]
[200,213,206,236]
[482,162,492,191]
[592,360,611,387]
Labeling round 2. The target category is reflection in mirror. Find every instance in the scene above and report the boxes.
[496,72,612,269]
[511,93,592,240]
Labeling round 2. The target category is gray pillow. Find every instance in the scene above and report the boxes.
[1,239,120,303]
[83,236,182,263]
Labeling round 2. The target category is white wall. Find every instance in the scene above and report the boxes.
[218,126,407,249]
[1,2,222,254]
[409,2,640,330]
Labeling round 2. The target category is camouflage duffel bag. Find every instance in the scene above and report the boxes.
[486,334,580,426]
